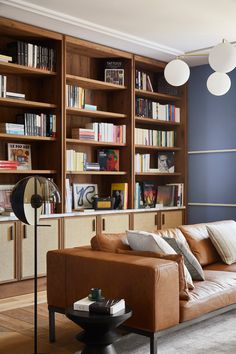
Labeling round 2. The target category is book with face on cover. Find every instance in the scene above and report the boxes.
[111,183,128,210]
[7,143,31,170]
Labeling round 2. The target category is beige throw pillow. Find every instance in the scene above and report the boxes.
[207,222,236,265]
[127,230,194,289]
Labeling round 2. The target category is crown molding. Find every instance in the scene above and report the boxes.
[0,0,183,61]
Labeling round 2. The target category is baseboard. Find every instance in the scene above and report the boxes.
[0,277,46,299]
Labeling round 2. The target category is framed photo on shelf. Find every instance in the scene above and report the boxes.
[7,143,32,170]
[73,183,98,209]
[157,152,175,173]
[104,69,124,85]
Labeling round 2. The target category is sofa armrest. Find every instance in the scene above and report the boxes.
[47,248,179,332]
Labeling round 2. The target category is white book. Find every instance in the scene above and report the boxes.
[73,297,96,311]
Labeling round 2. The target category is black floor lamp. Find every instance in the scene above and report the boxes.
[11,176,60,354]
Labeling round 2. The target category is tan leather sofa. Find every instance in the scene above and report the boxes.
[47,220,236,353]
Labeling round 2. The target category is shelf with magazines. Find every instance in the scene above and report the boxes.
[64,36,133,212]
[133,55,187,211]
[0,17,63,211]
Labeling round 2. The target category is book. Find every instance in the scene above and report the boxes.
[158,152,175,173]
[104,59,124,85]
[111,183,128,210]
[73,183,98,210]
[142,181,157,208]
[0,185,14,210]
[156,185,175,207]
[97,149,119,171]
[73,296,125,315]
[0,54,12,62]
[84,104,97,111]
[7,143,31,170]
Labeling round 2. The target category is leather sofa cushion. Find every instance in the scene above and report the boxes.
[178,222,226,266]
[117,249,190,300]
[154,228,190,250]
[180,270,236,322]
[91,233,130,252]
[204,262,236,272]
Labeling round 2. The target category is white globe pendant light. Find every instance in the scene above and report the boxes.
[209,41,236,73]
[164,59,190,86]
[207,72,231,96]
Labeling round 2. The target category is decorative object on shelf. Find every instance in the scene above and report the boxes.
[93,197,114,210]
[158,152,175,173]
[73,183,98,210]
[164,39,236,96]
[8,143,31,170]
[10,176,61,354]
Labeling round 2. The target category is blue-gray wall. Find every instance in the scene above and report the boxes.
[188,65,236,223]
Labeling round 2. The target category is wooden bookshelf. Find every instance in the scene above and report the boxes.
[135,172,181,176]
[135,88,181,101]
[66,108,127,119]
[66,74,127,90]
[66,139,126,147]
[135,117,180,126]
[0,17,63,208]
[135,145,181,151]
[66,171,127,175]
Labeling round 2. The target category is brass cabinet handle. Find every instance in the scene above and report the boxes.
[162,214,165,225]
[102,218,105,231]
[9,225,14,241]
[92,219,96,232]
[155,214,158,226]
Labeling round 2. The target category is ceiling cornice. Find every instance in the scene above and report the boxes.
[0,0,184,61]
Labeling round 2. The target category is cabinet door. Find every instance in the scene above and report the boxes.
[21,219,59,279]
[160,210,183,229]
[101,214,130,234]
[64,216,96,248]
[0,222,16,283]
[132,212,158,232]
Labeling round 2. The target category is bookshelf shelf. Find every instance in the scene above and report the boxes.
[0,133,56,141]
[66,138,126,147]
[0,61,56,76]
[0,169,57,174]
[66,171,127,175]
[135,172,181,176]
[66,108,127,119]
[135,89,181,101]
[135,117,180,127]
[66,74,127,90]
[135,145,181,151]
[0,98,57,109]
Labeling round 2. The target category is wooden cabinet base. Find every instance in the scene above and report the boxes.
[0,277,46,299]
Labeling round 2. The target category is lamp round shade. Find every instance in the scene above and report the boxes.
[164,59,190,86]
[206,72,231,96]
[209,41,236,73]
[11,177,42,225]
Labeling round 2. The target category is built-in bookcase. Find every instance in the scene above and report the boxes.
[133,55,187,209]
[64,36,133,209]
[0,18,63,210]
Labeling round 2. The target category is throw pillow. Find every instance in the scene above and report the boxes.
[117,249,190,301]
[207,222,236,265]
[127,230,194,289]
[91,233,130,253]
[163,237,205,281]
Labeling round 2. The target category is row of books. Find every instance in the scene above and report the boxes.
[135,182,184,209]
[7,41,55,70]
[0,123,24,135]
[135,98,180,122]
[0,75,25,99]
[72,123,126,144]
[135,70,153,91]
[135,152,175,173]
[66,85,85,108]
[16,113,56,137]
[66,149,120,172]
[135,128,175,147]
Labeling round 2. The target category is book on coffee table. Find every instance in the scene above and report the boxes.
[73,297,125,315]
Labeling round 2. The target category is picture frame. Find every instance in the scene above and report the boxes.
[73,183,98,209]
[104,68,124,86]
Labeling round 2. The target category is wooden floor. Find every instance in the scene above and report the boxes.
[0,292,83,354]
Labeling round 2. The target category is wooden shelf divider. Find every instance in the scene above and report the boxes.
[66,74,127,90]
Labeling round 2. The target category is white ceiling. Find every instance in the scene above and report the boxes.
[1,0,236,65]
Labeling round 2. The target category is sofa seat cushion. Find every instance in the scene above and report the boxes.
[204,262,236,272]
[180,270,236,322]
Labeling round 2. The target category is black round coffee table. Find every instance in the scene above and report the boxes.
[66,305,132,354]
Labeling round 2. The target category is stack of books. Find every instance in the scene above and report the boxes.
[74,296,125,315]
[0,160,19,170]
[84,162,100,171]
[0,123,24,135]
[6,91,25,100]
[135,98,180,122]
[66,150,87,171]
[0,54,12,63]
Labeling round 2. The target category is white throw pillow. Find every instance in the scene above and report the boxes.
[207,221,236,265]
[127,230,194,289]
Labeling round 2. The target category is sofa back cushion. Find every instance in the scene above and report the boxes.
[179,220,234,266]
[117,249,190,301]
[91,233,130,253]
[207,221,236,265]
